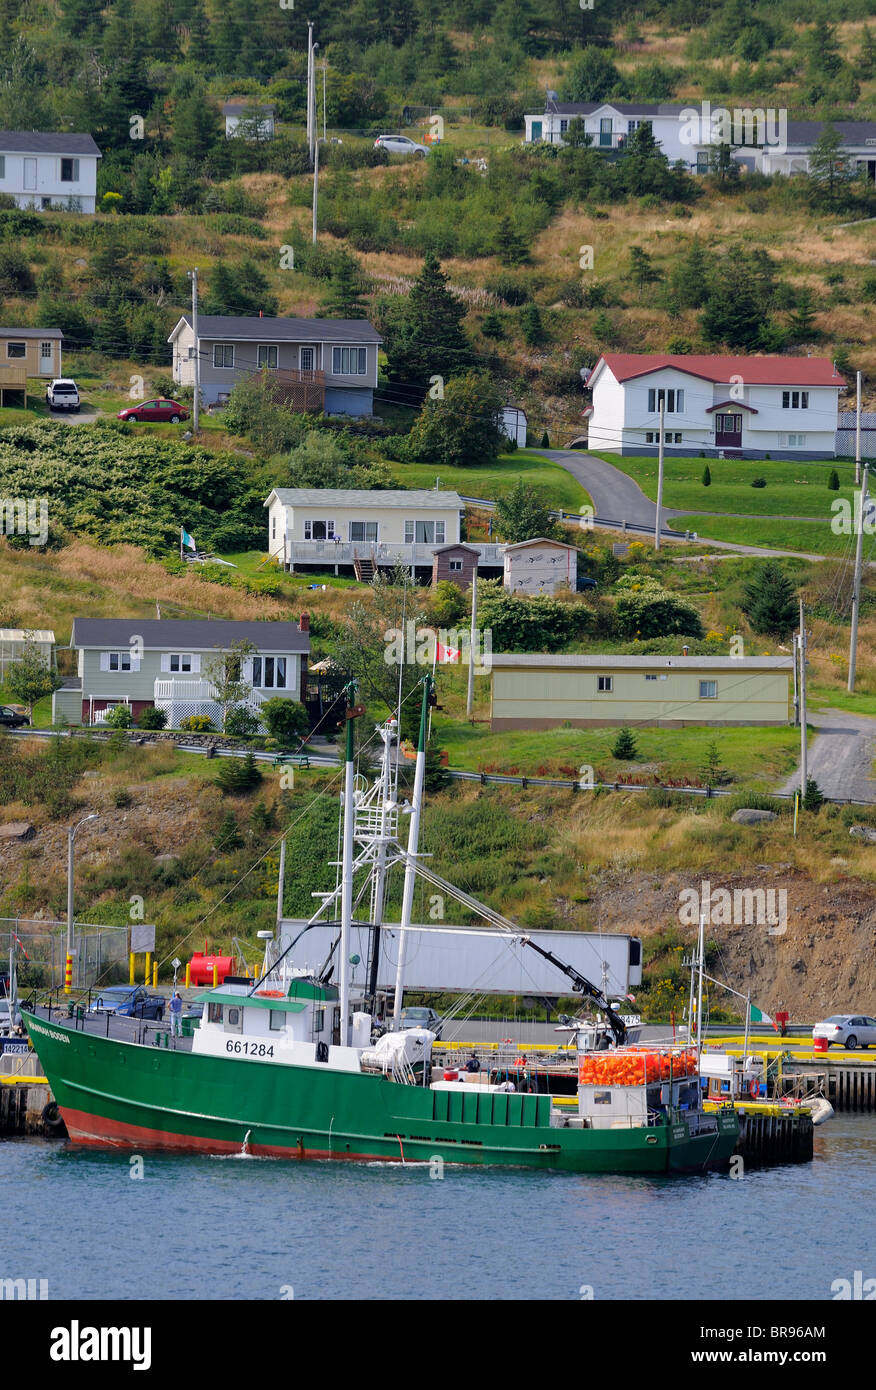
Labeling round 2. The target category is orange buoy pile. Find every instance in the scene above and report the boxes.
[577,1047,698,1087]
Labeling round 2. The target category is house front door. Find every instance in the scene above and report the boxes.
[23,158,36,191]
[714,412,742,448]
[531,120,543,141]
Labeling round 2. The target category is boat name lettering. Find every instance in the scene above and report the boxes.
[225,1040,275,1058]
[27,1022,70,1044]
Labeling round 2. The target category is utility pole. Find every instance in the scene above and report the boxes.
[792,632,799,726]
[187,267,199,434]
[855,370,862,486]
[322,60,327,143]
[654,401,665,551]
[848,460,870,693]
[312,136,320,243]
[799,598,808,796]
[306,22,314,160]
[466,561,479,720]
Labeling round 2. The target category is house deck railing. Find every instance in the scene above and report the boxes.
[286,541,506,567]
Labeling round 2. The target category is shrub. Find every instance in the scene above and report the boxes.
[751,476,767,488]
[430,580,467,626]
[702,464,711,486]
[224,706,261,738]
[105,705,133,729]
[828,469,840,490]
[180,715,214,733]
[138,706,168,730]
[260,697,310,744]
[215,752,263,794]
[802,777,824,811]
[114,788,132,807]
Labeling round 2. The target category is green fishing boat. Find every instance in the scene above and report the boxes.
[24,679,739,1174]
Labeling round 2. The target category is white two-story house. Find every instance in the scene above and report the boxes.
[0,132,101,212]
[266,488,506,581]
[584,353,846,459]
[168,314,382,416]
[524,99,710,169]
[52,617,311,729]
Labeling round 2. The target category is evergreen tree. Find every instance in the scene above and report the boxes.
[540,431,550,448]
[708,142,740,184]
[741,562,798,636]
[382,253,472,395]
[172,79,221,160]
[519,303,546,346]
[95,294,128,355]
[701,259,764,350]
[423,738,451,791]
[802,777,824,811]
[249,799,276,833]
[667,241,711,311]
[561,47,625,102]
[495,215,529,267]
[702,464,711,486]
[699,739,729,788]
[216,809,243,849]
[611,727,638,760]
[789,288,818,342]
[318,257,370,319]
[858,25,876,79]
[480,309,505,340]
[629,246,662,291]
[808,125,853,203]
[494,478,560,542]
[828,469,840,491]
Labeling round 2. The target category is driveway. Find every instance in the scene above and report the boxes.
[540,449,684,530]
[779,709,876,803]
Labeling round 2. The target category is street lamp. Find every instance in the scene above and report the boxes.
[66,814,99,994]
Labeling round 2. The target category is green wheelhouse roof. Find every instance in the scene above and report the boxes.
[196,991,307,1013]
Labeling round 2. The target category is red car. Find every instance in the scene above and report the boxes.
[117,398,190,423]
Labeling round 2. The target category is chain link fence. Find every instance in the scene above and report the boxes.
[1,920,129,991]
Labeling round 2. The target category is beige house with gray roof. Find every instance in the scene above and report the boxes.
[490,654,794,731]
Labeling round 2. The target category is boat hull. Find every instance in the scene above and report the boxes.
[23,1013,738,1174]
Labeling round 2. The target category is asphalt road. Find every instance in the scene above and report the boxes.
[779,708,876,802]
[541,449,684,529]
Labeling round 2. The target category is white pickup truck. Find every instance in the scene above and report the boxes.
[45,378,80,412]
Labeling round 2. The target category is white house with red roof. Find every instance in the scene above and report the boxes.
[583,353,846,459]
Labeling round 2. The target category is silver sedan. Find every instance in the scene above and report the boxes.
[374,134,429,157]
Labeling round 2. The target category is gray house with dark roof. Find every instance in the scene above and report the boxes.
[53,616,311,729]
[168,313,382,416]
[0,131,101,211]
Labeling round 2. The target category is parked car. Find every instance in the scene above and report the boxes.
[45,379,80,412]
[399,1005,442,1038]
[0,705,29,728]
[373,134,429,157]
[576,576,598,591]
[88,986,164,1020]
[117,399,190,423]
[813,1014,876,1049]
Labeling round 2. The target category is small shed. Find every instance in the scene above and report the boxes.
[503,538,577,595]
[0,629,55,681]
[431,542,481,591]
[501,405,527,448]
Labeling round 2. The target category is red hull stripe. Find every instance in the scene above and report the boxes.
[60,1107,394,1162]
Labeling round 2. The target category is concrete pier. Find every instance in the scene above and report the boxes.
[0,1081,65,1137]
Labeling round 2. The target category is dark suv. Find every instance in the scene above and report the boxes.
[0,706,29,728]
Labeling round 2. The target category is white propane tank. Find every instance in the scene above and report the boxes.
[351,1012,372,1049]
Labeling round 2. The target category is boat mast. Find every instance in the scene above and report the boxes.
[340,680,361,1046]
[696,912,705,1065]
[392,675,432,1029]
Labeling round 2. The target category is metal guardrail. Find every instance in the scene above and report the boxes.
[458,494,687,540]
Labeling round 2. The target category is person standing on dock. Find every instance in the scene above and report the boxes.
[170,992,183,1038]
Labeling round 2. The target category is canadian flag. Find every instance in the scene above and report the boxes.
[437,641,460,664]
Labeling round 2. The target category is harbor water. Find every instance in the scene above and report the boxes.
[3,1114,874,1300]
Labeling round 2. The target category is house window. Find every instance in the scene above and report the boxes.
[213,343,234,368]
[60,158,79,182]
[559,119,568,133]
[6,342,25,359]
[108,652,131,672]
[449,559,463,572]
[645,674,658,681]
[271,516,276,539]
[0,156,4,178]
[168,654,192,673]
[781,390,808,409]
[597,675,613,692]
[647,388,683,413]
[349,520,378,542]
[699,680,718,699]
[331,347,367,375]
[258,345,278,369]
[404,520,446,544]
[304,519,335,540]
[780,433,807,448]
[251,657,287,689]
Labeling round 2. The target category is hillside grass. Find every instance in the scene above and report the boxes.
[671,514,849,556]
[599,454,860,521]
[388,449,591,512]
